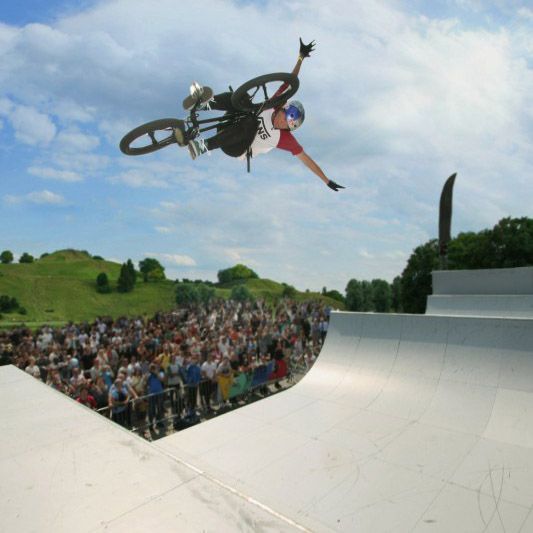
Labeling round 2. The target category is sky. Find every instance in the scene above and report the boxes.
[0,0,531,293]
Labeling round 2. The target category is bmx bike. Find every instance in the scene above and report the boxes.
[119,72,299,172]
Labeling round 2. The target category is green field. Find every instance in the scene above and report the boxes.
[0,250,344,328]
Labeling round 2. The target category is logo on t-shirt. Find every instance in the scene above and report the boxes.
[257,116,271,140]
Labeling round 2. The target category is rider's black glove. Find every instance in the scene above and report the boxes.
[327,180,345,192]
[299,38,316,59]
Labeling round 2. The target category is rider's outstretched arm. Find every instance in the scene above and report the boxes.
[296,151,345,191]
[291,38,315,78]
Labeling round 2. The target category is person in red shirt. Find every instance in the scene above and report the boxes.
[76,386,97,410]
[177,39,345,192]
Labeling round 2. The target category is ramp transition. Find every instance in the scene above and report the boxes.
[156,311,533,532]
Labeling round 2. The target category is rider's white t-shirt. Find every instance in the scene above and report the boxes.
[244,109,303,159]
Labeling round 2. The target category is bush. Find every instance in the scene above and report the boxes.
[230,284,255,302]
[281,283,297,299]
[139,258,165,282]
[19,252,34,264]
[146,267,165,282]
[0,250,14,264]
[117,260,136,293]
[93,255,104,261]
[217,264,258,284]
[0,295,20,312]
[176,283,200,306]
[19,307,27,315]
[96,272,111,294]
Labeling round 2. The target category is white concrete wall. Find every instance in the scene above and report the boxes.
[432,267,533,295]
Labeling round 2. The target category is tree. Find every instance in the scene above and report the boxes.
[175,283,200,306]
[19,252,34,264]
[489,217,533,267]
[323,289,345,304]
[139,258,166,282]
[371,279,392,312]
[230,284,255,302]
[126,259,136,287]
[146,267,165,282]
[448,230,492,269]
[0,295,19,312]
[217,264,259,284]
[96,272,111,294]
[0,250,14,264]
[400,239,439,314]
[361,281,375,311]
[117,260,136,293]
[391,276,402,312]
[281,283,297,299]
[345,279,363,311]
[197,283,216,304]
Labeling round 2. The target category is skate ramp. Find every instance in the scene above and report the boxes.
[427,267,533,318]
[0,365,301,533]
[156,311,533,532]
[426,294,533,318]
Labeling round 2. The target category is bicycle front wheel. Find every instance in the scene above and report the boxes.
[231,73,299,112]
[119,118,184,155]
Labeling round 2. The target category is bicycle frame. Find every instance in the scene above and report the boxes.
[185,103,261,173]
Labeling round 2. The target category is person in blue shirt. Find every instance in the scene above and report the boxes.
[108,376,130,427]
[147,363,165,430]
[182,355,201,418]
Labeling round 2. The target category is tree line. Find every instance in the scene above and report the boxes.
[3,217,531,314]
[345,216,532,314]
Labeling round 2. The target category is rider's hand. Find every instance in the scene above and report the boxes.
[327,180,345,192]
[299,38,316,59]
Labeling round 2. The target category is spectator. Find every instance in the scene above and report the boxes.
[147,364,165,430]
[216,356,233,406]
[24,356,41,379]
[182,355,201,418]
[108,376,130,427]
[77,386,97,409]
[200,352,217,413]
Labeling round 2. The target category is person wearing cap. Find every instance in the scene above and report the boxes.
[176,38,345,192]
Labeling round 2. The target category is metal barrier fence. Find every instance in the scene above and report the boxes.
[95,360,308,437]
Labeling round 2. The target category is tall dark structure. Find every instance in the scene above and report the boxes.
[439,173,457,269]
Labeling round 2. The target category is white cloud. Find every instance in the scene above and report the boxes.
[145,252,196,267]
[154,226,174,234]
[55,129,100,152]
[108,169,170,188]
[8,105,56,145]
[28,166,83,182]
[4,190,66,205]
[0,1,531,292]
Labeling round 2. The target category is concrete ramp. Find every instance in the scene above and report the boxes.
[427,267,533,318]
[156,312,533,532]
[0,365,302,533]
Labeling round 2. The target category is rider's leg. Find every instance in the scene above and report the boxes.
[188,117,257,160]
[205,92,235,112]
[204,116,257,154]
[182,82,214,111]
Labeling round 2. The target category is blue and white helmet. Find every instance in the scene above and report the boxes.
[283,100,305,131]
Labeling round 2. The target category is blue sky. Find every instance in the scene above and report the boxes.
[1,0,532,292]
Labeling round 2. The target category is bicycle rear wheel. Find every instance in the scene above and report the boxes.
[231,73,299,112]
[119,118,184,155]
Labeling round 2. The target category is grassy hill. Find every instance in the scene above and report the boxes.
[0,250,344,328]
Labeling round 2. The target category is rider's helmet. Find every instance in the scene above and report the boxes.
[283,100,305,131]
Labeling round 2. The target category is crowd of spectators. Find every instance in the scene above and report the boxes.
[0,299,331,433]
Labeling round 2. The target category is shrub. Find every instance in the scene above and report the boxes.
[0,250,14,264]
[19,252,34,264]
[217,264,258,284]
[175,283,200,306]
[230,284,255,302]
[96,272,111,294]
